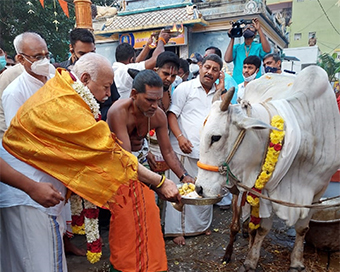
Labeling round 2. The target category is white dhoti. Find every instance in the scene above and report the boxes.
[163,155,213,237]
[0,205,67,272]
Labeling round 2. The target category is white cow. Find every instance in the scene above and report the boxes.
[195,66,340,271]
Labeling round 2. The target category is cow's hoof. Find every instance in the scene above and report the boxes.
[222,254,231,263]
[288,266,305,272]
[238,264,256,272]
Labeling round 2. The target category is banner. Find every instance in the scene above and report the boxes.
[119,28,187,49]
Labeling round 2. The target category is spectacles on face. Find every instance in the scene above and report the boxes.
[20,52,51,61]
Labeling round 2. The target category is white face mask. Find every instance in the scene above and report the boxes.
[189,63,199,74]
[24,57,52,77]
[242,71,257,82]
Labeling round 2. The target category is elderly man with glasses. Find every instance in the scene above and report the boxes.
[2,32,55,129]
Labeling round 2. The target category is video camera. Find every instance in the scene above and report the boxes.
[228,19,253,38]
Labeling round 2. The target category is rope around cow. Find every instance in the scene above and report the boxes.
[197,114,340,211]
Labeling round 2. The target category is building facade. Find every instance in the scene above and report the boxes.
[267,0,340,56]
[93,0,288,70]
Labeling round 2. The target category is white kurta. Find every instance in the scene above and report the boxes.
[2,70,53,128]
[164,77,216,236]
[1,70,68,271]
[112,61,146,99]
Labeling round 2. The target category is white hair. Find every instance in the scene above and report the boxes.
[71,52,112,82]
[13,32,44,54]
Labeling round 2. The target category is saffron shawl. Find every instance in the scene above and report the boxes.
[2,68,138,208]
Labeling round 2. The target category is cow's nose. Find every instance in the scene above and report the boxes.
[196,185,203,196]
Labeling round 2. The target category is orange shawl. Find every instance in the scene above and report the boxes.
[2,68,138,208]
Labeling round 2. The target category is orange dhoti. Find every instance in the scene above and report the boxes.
[109,180,168,272]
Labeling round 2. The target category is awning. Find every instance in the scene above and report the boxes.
[95,6,208,35]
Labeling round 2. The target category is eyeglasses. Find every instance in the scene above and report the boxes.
[20,52,51,61]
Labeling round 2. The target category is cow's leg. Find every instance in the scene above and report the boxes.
[238,216,273,272]
[288,214,311,272]
[222,193,240,263]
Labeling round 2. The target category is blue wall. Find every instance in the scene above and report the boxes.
[188,30,243,57]
[125,0,186,11]
[96,42,119,64]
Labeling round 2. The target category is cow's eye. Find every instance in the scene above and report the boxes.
[210,135,221,145]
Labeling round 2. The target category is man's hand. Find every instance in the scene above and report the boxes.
[252,18,260,31]
[27,183,64,208]
[178,136,193,154]
[181,175,195,184]
[155,178,181,203]
[146,151,157,172]
[216,71,225,90]
[159,29,171,44]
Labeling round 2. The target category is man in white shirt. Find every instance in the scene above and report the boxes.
[237,55,261,101]
[164,54,225,245]
[113,29,171,99]
[2,32,54,128]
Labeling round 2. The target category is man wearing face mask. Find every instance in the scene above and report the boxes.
[187,52,203,79]
[0,47,7,74]
[2,32,55,129]
[55,28,120,121]
[1,32,87,257]
[237,55,261,101]
[224,17,271,85]
[263,53,284,74]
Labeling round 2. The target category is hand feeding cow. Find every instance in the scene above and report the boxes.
[195,66,340,272]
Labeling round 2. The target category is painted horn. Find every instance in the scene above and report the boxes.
[220,87,235,112]
[212,88,223,104]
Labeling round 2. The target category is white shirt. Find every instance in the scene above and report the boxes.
[112,61,146,99]
[2,70,53,128]
[0,144,67,216]
[169,77,217,159]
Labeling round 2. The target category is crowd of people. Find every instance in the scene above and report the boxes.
[2,17,337,272]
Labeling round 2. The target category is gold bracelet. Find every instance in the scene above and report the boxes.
[158,37,167,44]
[156,175,166,188]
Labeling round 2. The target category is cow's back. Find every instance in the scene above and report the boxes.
[245,66,340,225]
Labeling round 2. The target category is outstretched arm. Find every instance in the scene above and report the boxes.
[224,32,235,63]
[168,112,193,154]
[155,114,195,183]
[253,18,271,53]
[137,163,181,203]
[0,158,64,207]
[144,29,171,69]
[135,35,153,63]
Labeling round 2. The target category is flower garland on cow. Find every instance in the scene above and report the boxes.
[69,75,102,264]
[247,115,285,230]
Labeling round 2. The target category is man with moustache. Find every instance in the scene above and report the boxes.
[164,54,225,245]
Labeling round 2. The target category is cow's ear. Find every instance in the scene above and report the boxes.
[235,117,279,131]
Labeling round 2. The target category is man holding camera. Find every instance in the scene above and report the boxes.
[224,18,271,85]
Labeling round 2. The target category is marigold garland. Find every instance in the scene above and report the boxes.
[247,115,285,230]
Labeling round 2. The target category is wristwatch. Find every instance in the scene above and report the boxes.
[180,172,189,182]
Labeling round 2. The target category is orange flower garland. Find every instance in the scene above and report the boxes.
[247,115,285,230]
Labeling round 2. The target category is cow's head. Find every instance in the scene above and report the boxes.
[195,89,278,198]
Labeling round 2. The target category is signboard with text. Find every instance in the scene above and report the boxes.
[119,27,187,49]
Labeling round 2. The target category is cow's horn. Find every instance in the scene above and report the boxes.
[212,88,223,104]
[220,87,235,112]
